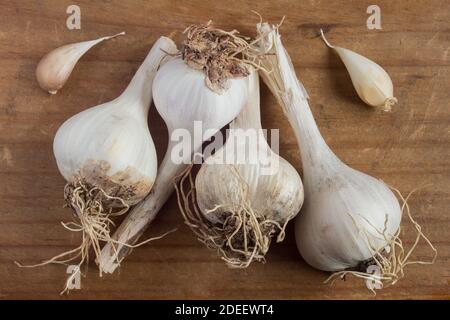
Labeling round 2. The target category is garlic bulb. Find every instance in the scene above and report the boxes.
[25,37,177,288]
[54,36,177,204]
[36,32,125,94]
[180,71,304,268]
[99,23,252,273]
[320,30,397,111]
[258,24,403,281]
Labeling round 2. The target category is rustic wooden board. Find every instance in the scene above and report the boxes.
[0,0,448,299]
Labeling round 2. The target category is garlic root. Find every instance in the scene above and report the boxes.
[98,158,186,274]
[16,179,129,294]
[181,22,251,93]
[16,178,177,294]
[176,165,294,268]
[325,187,437,293]
[36,31,125,94]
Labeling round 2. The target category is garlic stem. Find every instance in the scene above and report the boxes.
[99,152,185,273]
[116,36,174,113]
[259,32,338,174]
[319,29,334,48]
[98,31,126,41]
[230,87,261,131]
[282,88,340,175]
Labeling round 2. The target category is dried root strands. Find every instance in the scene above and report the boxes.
[36,32,125,94]
[16,175,176,295]
[176,165,300,268]
[98,22,252,274]
[63,178,130,262]
[176,72,304,268]
[15,178,130,294]
[255,21,435,291]
[320,30,397,112]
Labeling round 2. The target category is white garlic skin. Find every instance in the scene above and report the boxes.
[36,32,124,94]
[195,70,304,225]
[53,99,157,203]
[196,155,304,225]
[336,47,396,110]
[153,58,248,146]
[295,162,402,271]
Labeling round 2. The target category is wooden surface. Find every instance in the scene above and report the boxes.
[0,0,449,300]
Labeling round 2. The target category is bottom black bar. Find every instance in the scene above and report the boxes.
[0,300,447,319]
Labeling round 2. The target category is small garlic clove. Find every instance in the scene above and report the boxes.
[36,31,125,94]
[320,29,397,112]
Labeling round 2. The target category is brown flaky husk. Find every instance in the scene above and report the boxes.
[180,21,259,93]
[175,165,294,269]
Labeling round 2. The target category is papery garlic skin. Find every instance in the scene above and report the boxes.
[154,58,248,137]
[320,30,397,111]
[196,72,304,227]
[259,25,402,272]
[53,100,156,203]
[196,157,303,224]
[36,32,125,94]
[296,164,401,271]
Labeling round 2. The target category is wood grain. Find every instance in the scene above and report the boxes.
[0,0,448,299]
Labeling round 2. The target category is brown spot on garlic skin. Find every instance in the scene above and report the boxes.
[321,224,331,235]
[73,159,153,205]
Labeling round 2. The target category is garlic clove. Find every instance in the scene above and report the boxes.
[36,31,125,94]
[320,30,397,111]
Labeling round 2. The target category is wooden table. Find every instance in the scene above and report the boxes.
[0,0,448,300]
